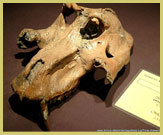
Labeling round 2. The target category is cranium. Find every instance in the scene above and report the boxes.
[12,3,133,130]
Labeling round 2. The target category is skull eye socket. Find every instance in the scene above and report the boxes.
[80,18,104,40]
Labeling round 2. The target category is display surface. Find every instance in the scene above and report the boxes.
[3,3,160,131]
[11,3,133,130]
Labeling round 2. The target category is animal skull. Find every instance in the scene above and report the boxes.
[12,3,133,130]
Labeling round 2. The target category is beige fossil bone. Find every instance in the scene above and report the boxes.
[12,3,133,130]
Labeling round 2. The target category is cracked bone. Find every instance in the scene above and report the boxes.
[12,3,133,130]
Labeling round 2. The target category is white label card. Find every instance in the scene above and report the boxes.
[114,70,160,128]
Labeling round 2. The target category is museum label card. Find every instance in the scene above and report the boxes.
[114,69,160,128]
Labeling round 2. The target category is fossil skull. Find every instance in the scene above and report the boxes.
[12,3,133,130]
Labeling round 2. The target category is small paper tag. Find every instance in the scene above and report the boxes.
[114,69,160,128]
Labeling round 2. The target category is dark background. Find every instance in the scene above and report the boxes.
[3,3,160,131]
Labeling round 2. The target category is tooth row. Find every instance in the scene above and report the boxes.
[49,88,77,105]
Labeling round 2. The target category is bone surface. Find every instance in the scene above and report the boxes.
[12,3,133,130]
